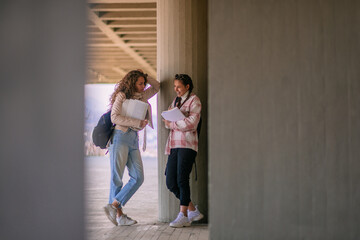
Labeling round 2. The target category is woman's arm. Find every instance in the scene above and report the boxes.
[169,97,201,132]
[142,76,160,100]
[111,92,143,128]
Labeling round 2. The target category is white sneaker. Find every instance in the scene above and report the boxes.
[116,214,137,226]
[188,205,204,222]
[103,204,118,226]
[169,212,191,228]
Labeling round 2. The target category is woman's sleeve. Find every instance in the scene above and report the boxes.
[111,92,142,128]
[169,97,201,132]
[143,76,160,100]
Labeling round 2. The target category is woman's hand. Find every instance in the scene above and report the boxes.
[140,119,148,129]
[162,119,171,128]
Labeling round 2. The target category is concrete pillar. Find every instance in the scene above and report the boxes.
[0,1,86,239]
[157,0,208,222]
[209,0,360,239]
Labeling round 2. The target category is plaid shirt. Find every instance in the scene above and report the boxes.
[165,93,201,155]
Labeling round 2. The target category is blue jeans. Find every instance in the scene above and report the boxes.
[108,129,144,207]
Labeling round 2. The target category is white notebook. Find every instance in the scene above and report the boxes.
[161,107,186,121]
[121,99,149,120]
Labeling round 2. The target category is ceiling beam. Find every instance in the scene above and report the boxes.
[129,43,157,47]
[87,47,126,51]
[107,20,156,27]
[138,53,156,56]
[88,55,132,58]
[115,30,156,34]
[88,32,106,36]
[88,43,156,47]
[132,46,156,49]
[92,8,156,12]
[89,59,132,63]
[87,52,129,56]
[90,3,156,11]
[120,34,156,39]
[101,17,156,21]
[125,39,156,43]
[112,67,127,76]
[88,64,143,69]
[87,43,118,47]
[88,39,114,44]
[99,11,156,20]
[88,8,156,77]
[88,36,112,40]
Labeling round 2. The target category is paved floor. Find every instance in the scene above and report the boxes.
[85,156,209,240]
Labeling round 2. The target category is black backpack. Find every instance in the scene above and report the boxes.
[197,117,202,138]
[92,111,115,149]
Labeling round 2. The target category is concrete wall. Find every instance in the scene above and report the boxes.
[209,0,360,239]
[157,0,208,222]
[0,1,86,239]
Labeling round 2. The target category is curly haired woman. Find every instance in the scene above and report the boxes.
[103,70,159,226]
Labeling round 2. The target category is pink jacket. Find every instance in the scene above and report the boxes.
[165,93,201,155]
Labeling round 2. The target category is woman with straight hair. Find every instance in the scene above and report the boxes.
[163,74,204,228]
[104,69,159,226]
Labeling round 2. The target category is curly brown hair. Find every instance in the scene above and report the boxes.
[109,70,148,107]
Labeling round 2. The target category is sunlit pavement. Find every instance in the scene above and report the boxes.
[85,156,208,240]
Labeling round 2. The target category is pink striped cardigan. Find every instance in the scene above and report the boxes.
[165,93,201,155]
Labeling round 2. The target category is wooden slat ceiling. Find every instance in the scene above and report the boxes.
[87,1,157,84]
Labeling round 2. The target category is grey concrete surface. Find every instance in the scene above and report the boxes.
[0,1,86,239]
[209,0,360,239]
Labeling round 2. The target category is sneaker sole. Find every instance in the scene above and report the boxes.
[119,221,137,226]
[191,213,204,222]
[103,206,118,226]
[170,222,191,228]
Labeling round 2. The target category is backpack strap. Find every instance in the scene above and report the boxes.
[194,159,197,181]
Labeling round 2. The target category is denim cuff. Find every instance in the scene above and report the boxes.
[113,199,122,209]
